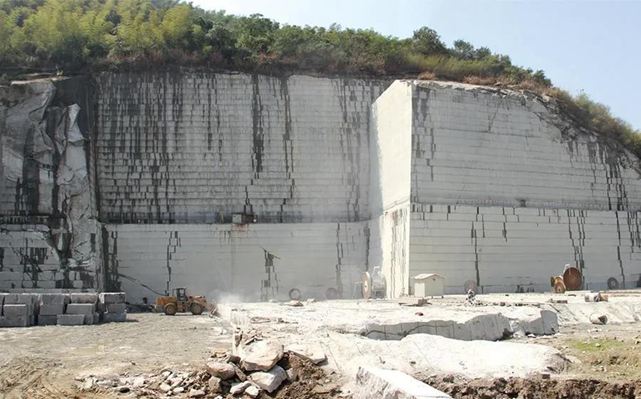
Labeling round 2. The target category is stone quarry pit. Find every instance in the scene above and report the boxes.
[2,71,641,398]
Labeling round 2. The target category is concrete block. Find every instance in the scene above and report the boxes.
[57,314,85,326]
[40,293,69,305]
[38,315,58,326]
[70,293,98,304]
[106,303,127,313]
[354,366,451,399]
[66,303,95,315]
[99,292,126,305]
[103,312,126,323]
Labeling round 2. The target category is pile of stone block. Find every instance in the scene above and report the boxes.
[0,292,127,327]
[38,293,69,325]
[100,292,127,323]
[58,293,101,326]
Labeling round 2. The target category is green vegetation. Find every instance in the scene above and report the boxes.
[0,0,638,156]
[569,338,626,353]
[0,0,550,83]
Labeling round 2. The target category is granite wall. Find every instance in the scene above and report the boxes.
[0,77,100,290]
[370,80,641,296]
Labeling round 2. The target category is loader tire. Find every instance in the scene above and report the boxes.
[190,303,203,315]
[164,303,177,316]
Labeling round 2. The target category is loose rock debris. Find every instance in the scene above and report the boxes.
[76,332,340,398]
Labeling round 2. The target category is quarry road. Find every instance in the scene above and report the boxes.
[0,314,233,399]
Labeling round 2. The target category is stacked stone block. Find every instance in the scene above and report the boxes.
[38,293,69,325]
[0,292,127,328]
[100,292,127,322]
[63,293,100,325]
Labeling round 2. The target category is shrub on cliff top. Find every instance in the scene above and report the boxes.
[0,0,638,158]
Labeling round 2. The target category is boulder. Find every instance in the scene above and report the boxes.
[206,361,236,380]
[240,340,284,372]
[248,365,287,393]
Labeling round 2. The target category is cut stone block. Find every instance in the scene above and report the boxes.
[57,314,86,326]
[38,315,58,326]
[103,312,127,323]
[84,312,100,325]
[106,303,127,313]
[40,303,66,316]
[3,303,28,318]
[0,304,30,327]
[99,292,126,304]
[40,293,69,305]
[70,293,98,304]
[66,303,96,315]
[354,367,451,399]
[2,293,38,315]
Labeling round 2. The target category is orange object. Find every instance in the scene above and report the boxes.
[154,288,215,316]
[563,266,583,291]
[550,276,566,293]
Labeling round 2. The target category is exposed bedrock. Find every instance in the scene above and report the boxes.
[0,77,99,290]
[219,301,558,342]
[2,71,641,299]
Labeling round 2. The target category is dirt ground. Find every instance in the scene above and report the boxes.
[2,310,641,398]
[524,323,641,382]
[0,313,233,399]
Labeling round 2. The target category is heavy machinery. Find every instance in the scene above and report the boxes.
[154,288,214,316]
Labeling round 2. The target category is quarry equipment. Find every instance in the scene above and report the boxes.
[154,288,213,316]
[361,267,386,299]
[550,264,584,293]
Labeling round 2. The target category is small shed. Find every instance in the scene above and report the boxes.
[413,273,445,297]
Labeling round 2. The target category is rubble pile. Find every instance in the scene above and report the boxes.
[77,329,341,398]
[0,292,127,327]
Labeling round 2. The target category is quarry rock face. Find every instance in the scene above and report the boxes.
[0,77,99,291]
[369,80,641,296]
[1,72,640,300]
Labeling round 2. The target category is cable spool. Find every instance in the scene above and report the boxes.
[361,272,372,299]
[562,266,583,291]
[361,267,386,299]
[289,288,302,300]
